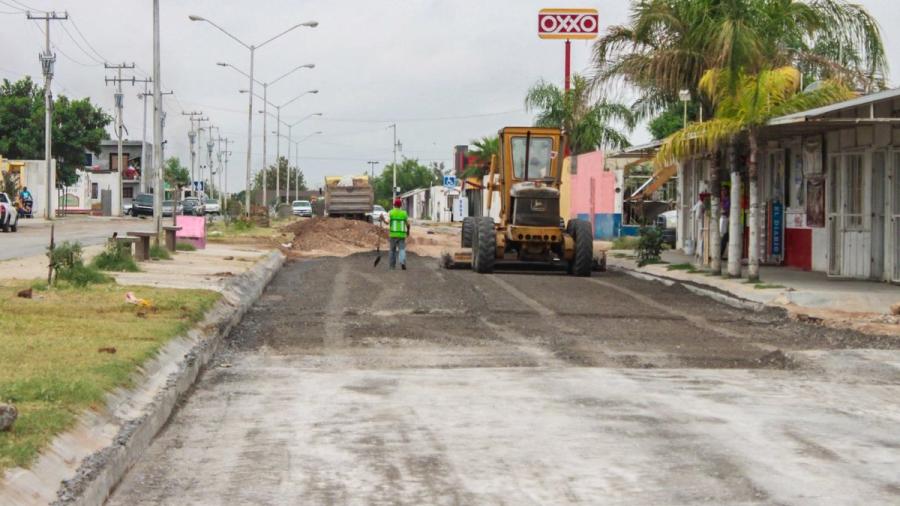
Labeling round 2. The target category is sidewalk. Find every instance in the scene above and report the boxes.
[607,249,900,334]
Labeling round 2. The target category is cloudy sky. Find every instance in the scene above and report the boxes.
[1,0,898,192]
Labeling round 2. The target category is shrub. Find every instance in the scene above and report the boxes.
[175,242,196,251]
[57,264,112,287]
[636,226,664,267]
[231,218,254,232]
[92,242,139,272]
[149,244,171,260]
[611,236,640,250]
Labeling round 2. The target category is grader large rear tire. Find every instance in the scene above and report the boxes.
[461,216,475,247]
[570,219,593,277]
[473,217,496,274]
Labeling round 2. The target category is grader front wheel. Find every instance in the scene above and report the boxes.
[473,217,496,274]
[570,219,593,277]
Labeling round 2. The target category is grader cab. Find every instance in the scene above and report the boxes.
[448,126,595,276]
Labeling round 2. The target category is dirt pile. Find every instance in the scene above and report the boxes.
[283,217,387,256]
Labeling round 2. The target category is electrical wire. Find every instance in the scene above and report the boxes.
[0,0,24,12]
[29,19,101,67]
[10,0,44,12]
[68,15,108,63]
[59,21,104,65]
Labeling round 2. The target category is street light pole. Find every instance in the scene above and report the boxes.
[152,0,162,237]
[191,16,318,216]
[368,160,379,181]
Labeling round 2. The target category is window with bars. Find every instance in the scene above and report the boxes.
[845,154,864,229]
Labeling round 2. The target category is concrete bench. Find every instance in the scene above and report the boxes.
[127,231,155,261]
[162,225,182,252]
[111,236,138,259]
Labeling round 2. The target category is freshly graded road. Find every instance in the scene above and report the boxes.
[108,253,900,505]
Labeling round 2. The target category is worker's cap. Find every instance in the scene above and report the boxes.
[393,198,402,207]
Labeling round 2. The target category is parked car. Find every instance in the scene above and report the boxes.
[204,197,221,215]
[367,204,387,223]
[161,200,182,217]
[123,203,133,216]
[181,197,205,216]
[0,193,19,232]
[292,200,313,217]
[131,193,155,217]
[655,210,677,247]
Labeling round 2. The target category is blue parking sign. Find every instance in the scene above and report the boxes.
[443,175,457,188]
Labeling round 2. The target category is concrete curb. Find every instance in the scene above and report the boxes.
[0,250,284,506]
[609,264,766,312]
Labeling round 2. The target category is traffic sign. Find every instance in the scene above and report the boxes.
[443,175,457,188]
[538,8,599,40]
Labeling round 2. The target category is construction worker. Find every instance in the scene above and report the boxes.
[382,198,409,270]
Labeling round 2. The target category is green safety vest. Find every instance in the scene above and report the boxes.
[389,208,408,238]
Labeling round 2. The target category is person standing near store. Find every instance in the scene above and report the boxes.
[381,198,410,270]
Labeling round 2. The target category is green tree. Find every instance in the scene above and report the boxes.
[253,156,307,204]
[648,102,700,140]
[373,158,437,208]
[591,0,886,119]
[525,74,635,154]
[0,77,111,186]
[656,66,852,281]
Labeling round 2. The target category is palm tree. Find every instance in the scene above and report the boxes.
[525,74,635,154]
[466,136,498,177]
[592,0,885,118]
[657,66,852,280]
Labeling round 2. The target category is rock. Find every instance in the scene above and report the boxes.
[0,403,18,431]
[756,349,793,369]
[891,303,900,316]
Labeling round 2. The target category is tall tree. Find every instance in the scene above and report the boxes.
[656,66,853,280]
[373,158,437,208]
[592,0,886,120]
[525,74,635,154]
[253,156,307,204]
[0,77,111,186]
[164,157,190,224]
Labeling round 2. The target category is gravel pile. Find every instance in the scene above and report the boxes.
[283,217,387,254]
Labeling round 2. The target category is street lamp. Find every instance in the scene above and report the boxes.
[367,161,379,181]
[190,14,317,214]
[679,89,691,128]
[292,131,323,199]
[227,63,315,209]
[241,88,318,205]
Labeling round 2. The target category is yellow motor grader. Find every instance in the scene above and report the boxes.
[445,126,596,276]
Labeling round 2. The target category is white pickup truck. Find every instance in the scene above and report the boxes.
[0,193,19,232]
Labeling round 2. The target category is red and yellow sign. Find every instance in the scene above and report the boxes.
[538,8,599,40]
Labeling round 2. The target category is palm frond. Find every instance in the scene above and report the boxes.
[656,118,743,165]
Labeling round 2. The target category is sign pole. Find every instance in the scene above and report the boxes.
[564,39,571,92]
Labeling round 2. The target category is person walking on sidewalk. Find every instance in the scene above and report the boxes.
[382,198,410,270]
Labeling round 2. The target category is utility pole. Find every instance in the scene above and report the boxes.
[104,62,141,217]
[138,79,150,193]
[181,111,205,193]
[389,124,401,199]
[367,160,379,181]
[221,138,233,211]
[27,10,68,220]
[152,0,162,239]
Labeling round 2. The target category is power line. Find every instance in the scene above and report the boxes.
[68,15,108,63]
[29,19,99,67]
[0,0,24,12]
[11,0,44,12]
[59,20,104,65]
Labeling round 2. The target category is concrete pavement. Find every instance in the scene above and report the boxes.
[108,254,900,505]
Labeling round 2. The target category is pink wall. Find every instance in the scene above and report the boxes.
[568,150,614,217]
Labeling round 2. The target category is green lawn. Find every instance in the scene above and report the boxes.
[0,281,219,472]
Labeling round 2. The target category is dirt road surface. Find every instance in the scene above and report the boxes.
[109,253,900,505]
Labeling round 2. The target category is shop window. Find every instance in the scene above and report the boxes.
[91,183,99,200]
[123,186,134,199]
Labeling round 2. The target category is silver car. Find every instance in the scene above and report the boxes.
[368,204,387,223]
[292,200,313,217]
[204,197,221,215]
[161,200,183,217]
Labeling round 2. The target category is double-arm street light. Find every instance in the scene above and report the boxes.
[223,62,314,207]
[189,14,317,214]
[244,88,318,205]
[291,130,323,199]
[270,113,323,202]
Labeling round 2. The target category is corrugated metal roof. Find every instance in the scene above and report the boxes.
[768,87,900,125]
[606,140,662,159]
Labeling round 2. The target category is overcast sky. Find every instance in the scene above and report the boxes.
[1,0,898,192]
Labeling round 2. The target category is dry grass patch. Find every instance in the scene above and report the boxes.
[0,280,219,472]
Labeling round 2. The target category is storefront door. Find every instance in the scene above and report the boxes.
[892,153,900,283]
[827,153,870,278]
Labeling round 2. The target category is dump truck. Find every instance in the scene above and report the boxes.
[444,126,601,276]
[324,175,374,220]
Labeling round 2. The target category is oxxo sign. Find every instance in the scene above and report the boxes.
[538,8,599,40]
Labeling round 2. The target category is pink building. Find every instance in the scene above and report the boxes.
[561,150,624,239]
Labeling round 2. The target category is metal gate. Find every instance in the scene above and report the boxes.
[892,152,900,283]
[827,153,870,278]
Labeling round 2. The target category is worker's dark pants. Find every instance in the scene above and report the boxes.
[389,237,406,268]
